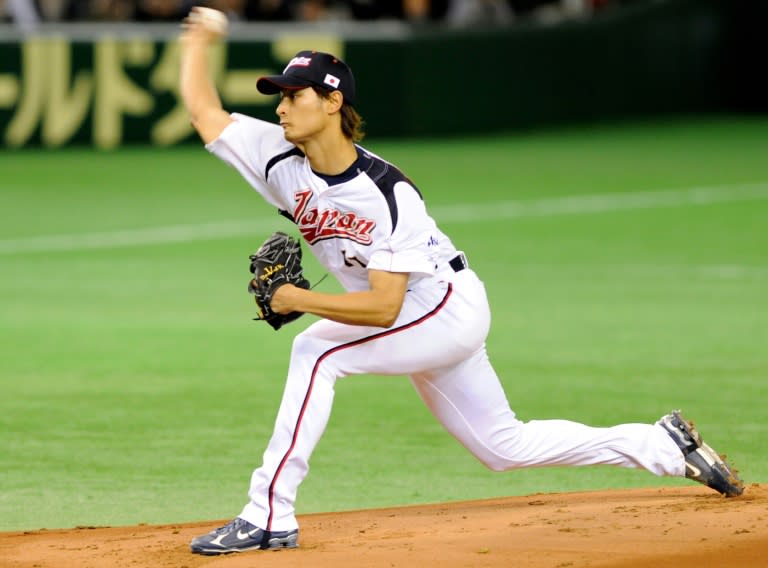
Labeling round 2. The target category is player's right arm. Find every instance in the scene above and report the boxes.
[179,8,233,144]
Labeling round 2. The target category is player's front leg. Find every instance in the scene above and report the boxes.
[191,323,350,555]
[239,326,349,532]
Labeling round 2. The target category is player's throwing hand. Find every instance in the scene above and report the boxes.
[181,6,228,44]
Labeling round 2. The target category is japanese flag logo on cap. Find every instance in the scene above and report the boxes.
[324,74,340,88]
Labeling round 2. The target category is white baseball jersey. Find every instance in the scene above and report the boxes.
[208,113,458,292]
[206,114,686,534]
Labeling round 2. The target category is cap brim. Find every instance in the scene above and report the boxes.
[256,75,313,95]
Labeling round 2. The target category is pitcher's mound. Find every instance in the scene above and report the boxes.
[1,485,766,568]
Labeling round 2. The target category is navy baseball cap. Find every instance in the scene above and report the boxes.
[257,50,356,106]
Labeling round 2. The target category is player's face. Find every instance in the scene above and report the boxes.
[276,87,330,143]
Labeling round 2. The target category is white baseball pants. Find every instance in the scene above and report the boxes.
[240,268,685,531]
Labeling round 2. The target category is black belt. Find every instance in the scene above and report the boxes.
[449,253,468,272]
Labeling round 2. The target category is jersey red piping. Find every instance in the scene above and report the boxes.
[266,283,454,530]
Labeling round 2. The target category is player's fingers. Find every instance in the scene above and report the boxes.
[179,19,213,41]
[181,6,205,28]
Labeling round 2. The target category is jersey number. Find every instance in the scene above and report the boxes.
[342,250,367,268]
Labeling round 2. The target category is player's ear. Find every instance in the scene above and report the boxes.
[325,90,344,113]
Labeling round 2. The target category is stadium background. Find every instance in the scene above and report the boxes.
[1,0,766,538]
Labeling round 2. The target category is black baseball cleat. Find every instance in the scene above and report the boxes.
[657,410,744,497]
[190,517,298,555]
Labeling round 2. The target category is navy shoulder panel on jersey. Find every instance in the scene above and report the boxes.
[265,146,305,182]
[361,150,423,234]
[267,147,304,223]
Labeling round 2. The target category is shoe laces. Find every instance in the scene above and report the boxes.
[664,414,697,451]
[215,517,249,535]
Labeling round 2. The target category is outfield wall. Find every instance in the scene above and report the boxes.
[0,0,765,148]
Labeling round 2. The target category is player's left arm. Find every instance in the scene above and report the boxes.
[270,269,409,328]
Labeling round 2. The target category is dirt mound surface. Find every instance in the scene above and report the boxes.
[2,485,766,568]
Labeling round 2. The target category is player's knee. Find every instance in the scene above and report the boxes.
[478,456,510,472]
[471,433,527,472]
[291,330,325,359]
[289,330,342,383]
[466,447,511,471]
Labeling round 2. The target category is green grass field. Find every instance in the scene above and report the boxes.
[1,115,766,531]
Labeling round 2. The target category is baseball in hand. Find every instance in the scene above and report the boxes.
[190,7,229,37]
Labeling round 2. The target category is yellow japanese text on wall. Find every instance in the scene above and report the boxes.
[0,38,279,149]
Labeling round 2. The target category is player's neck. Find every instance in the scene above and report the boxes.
[298,132,357,176]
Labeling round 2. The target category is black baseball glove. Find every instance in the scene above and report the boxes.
[247,231,310,331]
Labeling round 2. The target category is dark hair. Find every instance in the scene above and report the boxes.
[313,87,366,143]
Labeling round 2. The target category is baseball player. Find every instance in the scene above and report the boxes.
[179,7,744,555]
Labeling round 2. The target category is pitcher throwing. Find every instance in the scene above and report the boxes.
[178,6,744,556]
